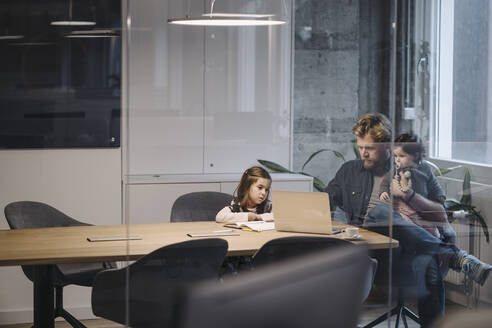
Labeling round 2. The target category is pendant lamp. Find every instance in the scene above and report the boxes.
[51,0,96,26]
[168,0,286,26]
[65,29,120,38]
[0,33,24,40]
[0,13,24,40]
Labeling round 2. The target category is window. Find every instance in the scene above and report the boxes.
[429,0,492,166]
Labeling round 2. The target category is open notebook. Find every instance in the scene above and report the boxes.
[224,221,275,232]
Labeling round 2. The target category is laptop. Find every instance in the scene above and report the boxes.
[271,191,333,234]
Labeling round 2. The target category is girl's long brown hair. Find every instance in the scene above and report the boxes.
[232,166,272,214]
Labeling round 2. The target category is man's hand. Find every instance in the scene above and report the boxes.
[390,178,412,199]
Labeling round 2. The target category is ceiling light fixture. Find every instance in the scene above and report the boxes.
[9,42,55,46]
[0,35,24,40]
[168,0,286,26]
[0,13,24,40]
[50,0,96,27]
[65,29,120,38]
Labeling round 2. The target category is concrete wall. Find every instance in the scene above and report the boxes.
[293,0,391,187]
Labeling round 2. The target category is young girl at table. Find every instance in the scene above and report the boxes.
[216,166,274,223]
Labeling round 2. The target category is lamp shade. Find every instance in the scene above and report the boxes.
[51,21,96,26]
[65,29,119,38]
[50,0,96,26]
[168,13,286,26]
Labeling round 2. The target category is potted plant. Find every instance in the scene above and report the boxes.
[426,163,490,243]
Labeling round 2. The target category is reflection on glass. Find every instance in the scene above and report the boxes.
[0,0,121,148]
[127,0,291,175]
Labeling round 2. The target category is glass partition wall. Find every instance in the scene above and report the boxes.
[122,0,490,327]
[1,0,492,327]
[124,0,395,327]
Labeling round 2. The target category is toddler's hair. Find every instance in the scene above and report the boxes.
[232,166,271,214]
[395,133,425,161]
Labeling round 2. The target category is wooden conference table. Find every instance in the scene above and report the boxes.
[0,221,398,327]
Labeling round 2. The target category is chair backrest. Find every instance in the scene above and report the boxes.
[253,236,377,302]
[180,244,369,328]
[252,236,351,267]
[170,191,232,222]
[4,201,98,284]
[91,238,228,328]
[4,201,89,229]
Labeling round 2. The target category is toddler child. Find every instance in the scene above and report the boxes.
[379,133,445,238]
[379,133,492,285]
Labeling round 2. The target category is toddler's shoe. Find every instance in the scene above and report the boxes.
[461,254,492,286]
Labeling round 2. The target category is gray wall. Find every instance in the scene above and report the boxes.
[293,0,391,187]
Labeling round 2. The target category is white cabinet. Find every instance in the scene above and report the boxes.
[203,24,291,173]
[126,173,312,223]
[127,182,221,224]
[127,0,205,175]
[127,0,292,175]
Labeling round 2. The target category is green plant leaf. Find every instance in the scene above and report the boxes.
[424,160,462,177]
[460,166,472,206]
[257,160,293,173]
[444,199,463,211]
[442,169,488,242]
[297,172,326,191]
[301,149,345,171]
[444,199,474,211]
[352,139,360,159]
[333,151,346,162]
[313,179,326,192]
[438,165,463,176]
[423,160,443,176]
[471,209,490,243]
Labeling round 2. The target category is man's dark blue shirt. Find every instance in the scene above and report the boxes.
[325,159,381,227]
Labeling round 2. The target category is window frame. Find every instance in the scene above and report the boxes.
[427,0,492,183]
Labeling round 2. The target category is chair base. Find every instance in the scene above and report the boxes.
[55,286,87,328]
[363,301,420,328]
[55,309,87,328]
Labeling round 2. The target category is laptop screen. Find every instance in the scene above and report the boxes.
[271,191,332,234]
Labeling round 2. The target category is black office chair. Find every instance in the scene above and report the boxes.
[170,191,240,275]
[91,238,228,328]
[252,236,377,303]
[363,221,456,328]
[179,243,370,328]
[4,201,114,328]
[170,191,232,222]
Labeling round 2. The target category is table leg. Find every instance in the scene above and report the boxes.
[33,265,54,328]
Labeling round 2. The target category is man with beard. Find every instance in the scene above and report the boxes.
[325,113,490,327]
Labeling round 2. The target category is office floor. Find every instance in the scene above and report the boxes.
[0,320,122,328]
[359,298,473,328]
[0,302,468,328]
